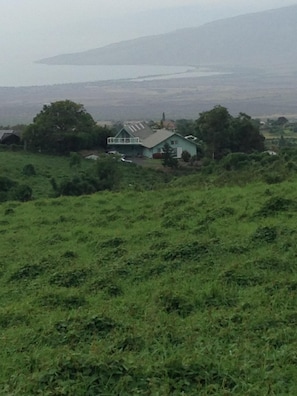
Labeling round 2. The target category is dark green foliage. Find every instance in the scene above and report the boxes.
[175,119,196,136]
[0,176,16,192]
[221,269,262,287]
[22,163,36,176]
[163,241,209,261]
[163,359,237,393]
[61,250,78,259]
[263,172,284,184]
[230,113,265,153]
[257,196,296,217]
[38,293,87,309]
[0,313,29,329]
[12,184,32,201]
[49,315,117,347]
[9,264,44,281]
[69,152,81,169]
[92,125,114,149]
[196,105,231,159]
[49,269,89,288]
[37,355,146,395]
[52,156,122,196]
[53,175,98,196]
[181,150,191,162]
[23,100,98,153]
[91,278,123,297]
[221,152,250,170]
[4,208,14,215]
[157,290,194,317]
[196,106,264,159]
[83,315,117,336]
[95,156,121,190]
[252,226,278,243]
[162,142,179,168]
[275,116,288,126]
[99,237,124,248]
[115,336,144,352]
[254,256,287,271]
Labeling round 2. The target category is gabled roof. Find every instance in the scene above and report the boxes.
[142,129,199,149]
[122,122,153,140]
[142,129,174,148]
[0,130,19,142]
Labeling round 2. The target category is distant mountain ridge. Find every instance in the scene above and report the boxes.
[37,4,297,72]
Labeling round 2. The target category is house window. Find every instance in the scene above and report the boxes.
[171,140,178,145]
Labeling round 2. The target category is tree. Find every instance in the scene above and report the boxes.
[175,119,196,137]
[275,116,288,126]
[23,100,97,153]
[196,105,231,159]
[92,125,114,149]
[162,143,178,168]
[229,113,265,153]
[196,106,265,159]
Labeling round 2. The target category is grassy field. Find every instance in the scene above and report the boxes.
[1,151,297,394]
[0,150,171,200]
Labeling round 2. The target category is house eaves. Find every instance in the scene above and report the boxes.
[0,130,17,142]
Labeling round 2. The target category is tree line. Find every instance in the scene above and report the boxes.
[22,100,264,158]
[177,105,265,159]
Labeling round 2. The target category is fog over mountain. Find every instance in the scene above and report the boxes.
[38,5,297,73]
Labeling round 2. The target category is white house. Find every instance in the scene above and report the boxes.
[107,123,197,158]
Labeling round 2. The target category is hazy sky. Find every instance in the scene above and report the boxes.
[1,0,297,62]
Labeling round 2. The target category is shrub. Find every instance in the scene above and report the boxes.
[252,226,278,243]
[11,184,33,201]
[220,152,250,170]
[0,176,16,191]
[22,163,36,176]
[181,150,191,162]
[69,152,81,169]
[257,196,296,217]
[9,264,44,281]
[49,269,89,288]
[263,172,284,184]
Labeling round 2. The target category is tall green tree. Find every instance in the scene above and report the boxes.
[229,113,265,153]
[196,106,264,159]
[196,105,231,159]
[23,100,97,153]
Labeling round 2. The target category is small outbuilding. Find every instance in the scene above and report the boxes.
[0,130,21,145]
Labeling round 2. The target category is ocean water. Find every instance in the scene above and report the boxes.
[0,62,220,87]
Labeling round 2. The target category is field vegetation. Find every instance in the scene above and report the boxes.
[1,145,297,394]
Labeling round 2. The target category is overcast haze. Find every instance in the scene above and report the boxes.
[1,0,297,63]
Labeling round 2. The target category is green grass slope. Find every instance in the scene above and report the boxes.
[0,150,170,200]
[1,179,297,394]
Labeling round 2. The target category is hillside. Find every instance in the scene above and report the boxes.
[1,156,297,393]
[38,5,297,73]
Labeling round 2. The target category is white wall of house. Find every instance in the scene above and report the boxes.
[143,135,197,158]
